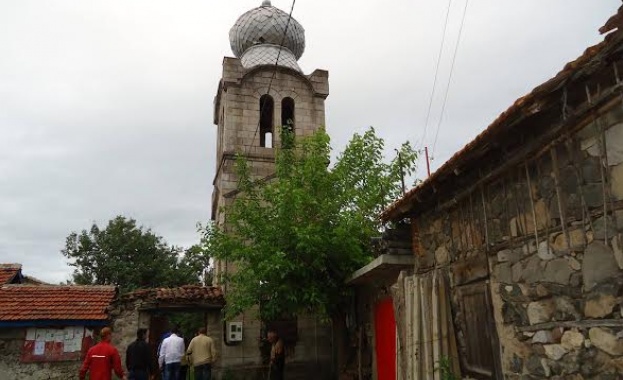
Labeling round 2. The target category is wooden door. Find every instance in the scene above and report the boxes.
[374,297,396,380]
[456,281,502,379]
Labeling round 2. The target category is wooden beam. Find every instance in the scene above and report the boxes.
[517,319,623,332]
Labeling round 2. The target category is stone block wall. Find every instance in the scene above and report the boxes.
[0,328,83,380]
[412,106,623,378]
[214,59,328,200]
[212,58,329,282]
[110,301,149,367]
[214,310,332,380]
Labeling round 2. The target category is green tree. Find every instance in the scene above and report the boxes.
[62,216,205,292]
[180,244,214,286]
[201,127,417,320]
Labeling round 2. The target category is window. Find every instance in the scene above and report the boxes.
[259,95,274,148]
[281,97,295,133]
[281,97,295,148]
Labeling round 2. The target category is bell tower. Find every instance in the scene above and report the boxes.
[209,3,333,376]
[212,0,329,281]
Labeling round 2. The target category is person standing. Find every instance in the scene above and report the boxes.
[186,327,217,380]
[126,328,153,380]
[158,326,185,380]
[79,327,127,380]
[267,329,285,380]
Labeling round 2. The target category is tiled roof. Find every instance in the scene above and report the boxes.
[121,285,225,306]
[381,9,623,222]
[0,264,22,285]
[21,275,50,286]
[0,285,117,321]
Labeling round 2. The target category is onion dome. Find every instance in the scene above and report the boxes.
[229,1,305,72]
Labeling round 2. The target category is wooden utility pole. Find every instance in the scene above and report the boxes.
[397,150,406,195]
[425,147,431,177]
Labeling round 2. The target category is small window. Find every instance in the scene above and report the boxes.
[281,97,295,133]
[281,97,295,148]
[259,95,274,148]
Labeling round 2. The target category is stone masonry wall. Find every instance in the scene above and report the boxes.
[413,106,623,378]
[110,301,149,367]
[216,309,333,380]
[213,58,329,281]
[0,328,84,380]
[211,58,333,378]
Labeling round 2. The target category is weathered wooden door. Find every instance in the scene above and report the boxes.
[374,297,396,380]
[456,281,502,379]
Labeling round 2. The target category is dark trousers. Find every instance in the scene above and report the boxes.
[129,369,149,380]
[194,363,212,380]
[164,362,181,380]
[269,363,284,380]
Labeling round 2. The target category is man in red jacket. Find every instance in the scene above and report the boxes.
[79,327,127,380]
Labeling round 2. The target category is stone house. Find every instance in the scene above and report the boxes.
[354,7,623,380]
[0,284,117,379]
[0,277,227,380]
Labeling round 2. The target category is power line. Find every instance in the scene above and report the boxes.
[246,0,297,155]
[215,0,298,179]
[431,0,469,158]
[417,0,453,151]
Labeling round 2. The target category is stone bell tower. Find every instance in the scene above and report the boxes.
[212,0,329,281]
[209,2,333,377]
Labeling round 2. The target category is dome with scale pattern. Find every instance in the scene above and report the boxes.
[229,1,306,72]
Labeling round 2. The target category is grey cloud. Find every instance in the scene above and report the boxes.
[0,0,619,283]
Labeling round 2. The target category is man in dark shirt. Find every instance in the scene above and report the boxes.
[126,328,153,380]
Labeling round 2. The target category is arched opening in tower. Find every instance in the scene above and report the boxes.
[281,97,295,148]
[259,94,274,148]
[281,97,295,132]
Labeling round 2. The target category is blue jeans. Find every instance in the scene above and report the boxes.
[164,362,181,380]
[194,363,212,380]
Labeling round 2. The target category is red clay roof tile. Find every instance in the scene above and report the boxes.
[381,19,623,222]
[121,285,224,305]
[0,285,117,321]
[0,264,22,285]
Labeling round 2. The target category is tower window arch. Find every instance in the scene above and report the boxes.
[259,94,274,148]
[281,97,295,148]
[281,97,295,133]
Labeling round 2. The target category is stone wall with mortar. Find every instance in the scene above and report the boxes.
[110,301,150,367]
[412,106,623,378]
[212,58,328,223]
[107,300,330,380]
[210,57,333,379]
[215,310,333,380]
[0,327,88,380]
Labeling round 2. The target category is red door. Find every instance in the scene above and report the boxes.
[375,297,396,380]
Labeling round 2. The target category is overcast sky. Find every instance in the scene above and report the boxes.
[0,0,618,284]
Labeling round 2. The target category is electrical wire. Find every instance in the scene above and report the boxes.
[431,0,470,158]
[417,0,454,151]
[215,0,297,180]
[246,0,297,155]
